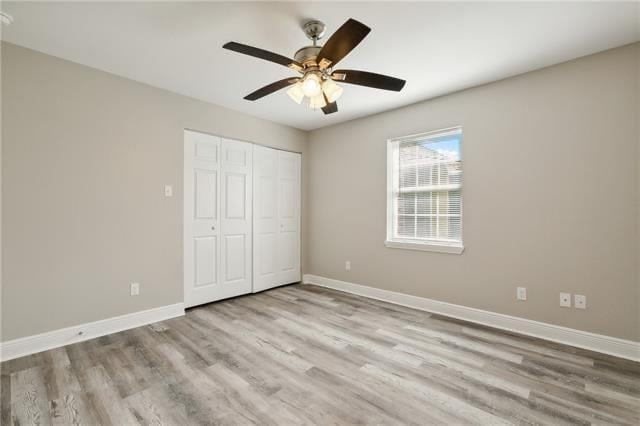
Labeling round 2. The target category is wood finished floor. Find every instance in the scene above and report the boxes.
[2,284,639,425]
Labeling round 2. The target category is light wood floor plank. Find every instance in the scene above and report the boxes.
[10,366,51,425]
[2,283,639,425]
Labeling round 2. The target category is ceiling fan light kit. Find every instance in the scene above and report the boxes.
[301,72,322,97]
[287,82,305,104]
[309,92,327,110]
[223,18,406,115]
[322,78,343,103]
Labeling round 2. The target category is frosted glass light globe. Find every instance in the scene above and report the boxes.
[301,73,322,97]
[322,78,343,103]
[308,93,327,110]
[287,82,305,104]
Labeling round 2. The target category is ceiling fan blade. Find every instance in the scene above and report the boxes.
[316,19,371,69]
[333,69,406,91]
[322,94,338,114]
[223,42,302,71]
[244,78,298,101]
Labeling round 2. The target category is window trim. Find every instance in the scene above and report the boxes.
[385,126,464,255]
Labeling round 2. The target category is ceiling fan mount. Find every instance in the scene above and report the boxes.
[302,20,326,43]
[223,18,406,115]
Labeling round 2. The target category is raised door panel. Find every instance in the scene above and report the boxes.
[194,237,217,287]
[226,147,248,167]
[195,170,217,220]
[225,173,246,219]
[278,231,296,272]
[258,233,276,275]
[259,177,276,219]
[224,234,246,282]
[195,141,218,161]
[279,178,296,219]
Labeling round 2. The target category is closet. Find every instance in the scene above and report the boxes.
[183,130,300,308]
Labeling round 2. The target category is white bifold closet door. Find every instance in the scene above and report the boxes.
[184,130,252,308]
[253,145,301,292]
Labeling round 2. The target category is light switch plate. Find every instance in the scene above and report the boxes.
[560,292,571,308]
[164,185,173,197]
[130,282,140,296]
[574,294,586,309]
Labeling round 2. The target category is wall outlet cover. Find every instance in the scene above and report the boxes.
[164,185,173,197]
[560,292,571,308]
[517,287,527,301]
[574,294,587,309]
[345,261,351,271]
[130,282,140,296]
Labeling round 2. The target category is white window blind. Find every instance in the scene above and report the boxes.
[386,127,463,253]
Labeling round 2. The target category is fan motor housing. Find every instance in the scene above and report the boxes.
[294,45,321,67]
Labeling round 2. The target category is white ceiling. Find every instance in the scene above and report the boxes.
[2,1,638,130]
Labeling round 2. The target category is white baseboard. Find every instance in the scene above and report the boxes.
[1,303,185,362]
[303,274,640,362]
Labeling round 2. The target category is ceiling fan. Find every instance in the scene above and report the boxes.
[223,18,406,115]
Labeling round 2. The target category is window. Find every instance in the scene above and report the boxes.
[386,126,463,254]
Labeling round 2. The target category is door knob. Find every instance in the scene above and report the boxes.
[211,226,216,231]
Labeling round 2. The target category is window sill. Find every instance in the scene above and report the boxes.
[384,240,464,254]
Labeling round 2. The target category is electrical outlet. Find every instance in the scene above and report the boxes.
[345,261,351,271]
[560,292,571,308]
[130,282,140,296]
[164,185,173,197]
[574,294,587,309]
[517,287,527,301]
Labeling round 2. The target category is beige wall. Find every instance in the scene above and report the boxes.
[1,42,308,341]
[308,44,640,341]
[2,41,638,343]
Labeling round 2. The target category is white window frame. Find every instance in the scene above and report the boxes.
[385,126,464,254]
